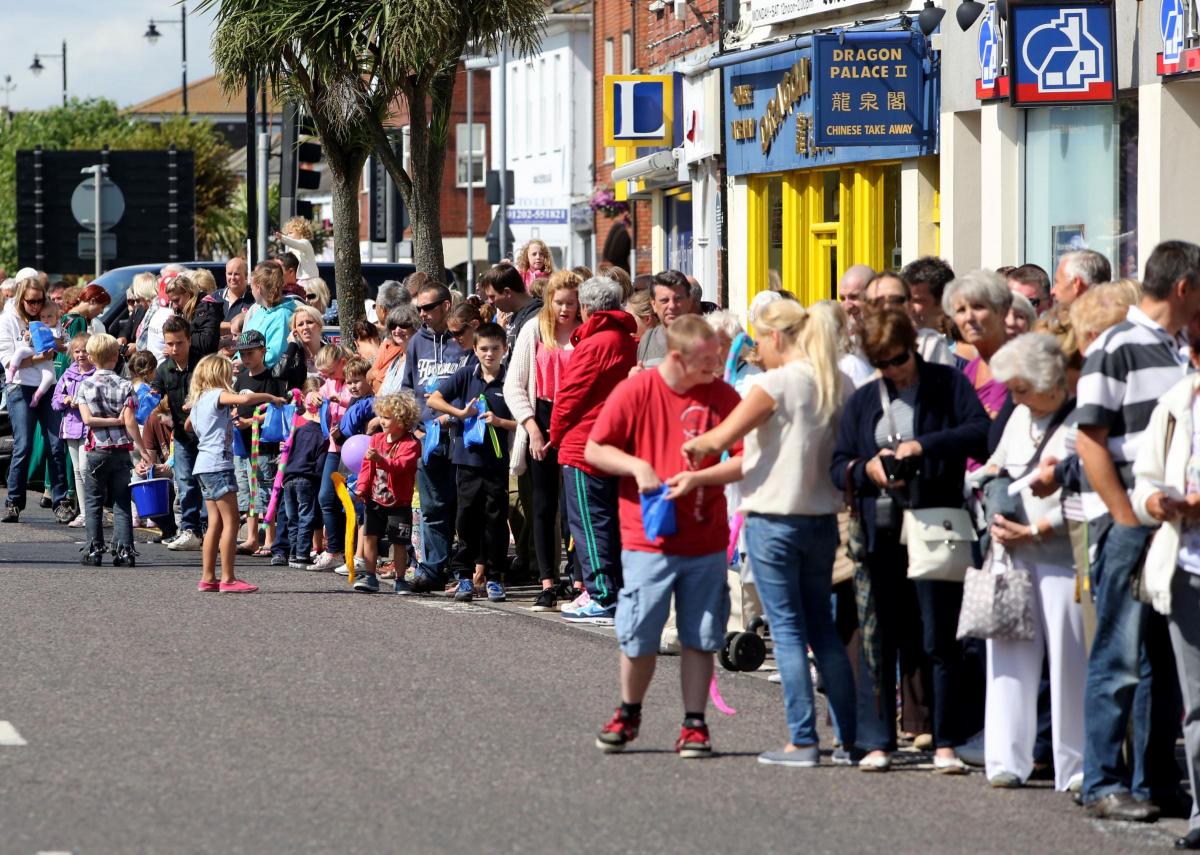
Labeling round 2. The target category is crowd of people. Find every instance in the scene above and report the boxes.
[6,233,1200,847]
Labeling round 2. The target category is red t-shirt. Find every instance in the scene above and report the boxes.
[589,369,742,556]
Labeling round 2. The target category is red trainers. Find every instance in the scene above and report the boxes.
[595,708,640,753]
[219,579,259,593]
[675,723,712,759]
[197,580,220,593]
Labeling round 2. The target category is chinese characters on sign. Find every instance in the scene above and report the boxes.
[811,34,927,147]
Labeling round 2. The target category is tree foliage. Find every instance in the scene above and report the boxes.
[198,0,546,334]
[0,99,240,273]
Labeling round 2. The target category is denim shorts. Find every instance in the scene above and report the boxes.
[616,549,730,658]
[196,469,239,502]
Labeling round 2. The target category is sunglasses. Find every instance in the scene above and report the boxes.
[305,293,319,302]
[870,295,909,307]
[447,326,470,340]
[389,322,415,332]
[24,297,44,305]
[416,300,447,313]
[1028,297,1043,308]
[871,350,912,370]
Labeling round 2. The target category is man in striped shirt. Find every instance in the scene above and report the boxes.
[1076,240,1200,821]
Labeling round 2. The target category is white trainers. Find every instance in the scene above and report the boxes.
[335,555,364,577]
[67,514,86,528]
[166,530,203,551]
[310,551,344,572]
[560,588,591,614]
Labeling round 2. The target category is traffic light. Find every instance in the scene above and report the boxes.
[297,139,321,191]
[280,104,323,220]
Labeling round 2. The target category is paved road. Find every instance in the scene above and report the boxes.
[0,507,1188,854]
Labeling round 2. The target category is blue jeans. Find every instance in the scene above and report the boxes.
[84,448,133,549]
[1083,523,1183,801]
[283,478,319,560]
[5,382,67,509]
[746,513,856,749]
[171,437,204,534]
[415,450,457,579]
[317,451,345,554]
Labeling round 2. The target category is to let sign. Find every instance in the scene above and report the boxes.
[811,34,927,147]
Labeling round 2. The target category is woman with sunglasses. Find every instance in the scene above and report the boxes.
[369,305,420,395]
[831,308,990,773]
[0,278,71,523]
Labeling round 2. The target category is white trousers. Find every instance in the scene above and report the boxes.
[65,437,86,507]
[984,556,1086,790]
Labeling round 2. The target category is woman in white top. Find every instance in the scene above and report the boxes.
[683,300,856,768]
[0,277,70,522]
[504,270,582,610]
[983,332,1085,790]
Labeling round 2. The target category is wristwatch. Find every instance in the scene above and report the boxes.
[1028,523,1042,544]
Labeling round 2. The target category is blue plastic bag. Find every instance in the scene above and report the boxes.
[420,419,441,464]
[134,385,161,425]
[640,485,677,541]
[260,403,293,443]
[463,412,487,449]
[28,321,57,354]
[231,426,248,458]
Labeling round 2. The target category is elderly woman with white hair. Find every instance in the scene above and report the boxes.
[944,270,1014,418]
[982,332,1085,790]
[1006,292,1037,338]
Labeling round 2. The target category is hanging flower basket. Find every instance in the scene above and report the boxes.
[590,184,629,219]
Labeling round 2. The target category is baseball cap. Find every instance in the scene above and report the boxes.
[235,330,267,351]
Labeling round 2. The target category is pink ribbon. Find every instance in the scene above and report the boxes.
[710,672,736,716]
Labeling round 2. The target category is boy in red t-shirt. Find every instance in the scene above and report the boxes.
[354,393,422,594]
[585,315,744,758]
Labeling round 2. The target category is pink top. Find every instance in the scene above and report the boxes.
[521,267,549,287]
[964,357,1007,418]
[535,340,573,401]
[319,377,353,451]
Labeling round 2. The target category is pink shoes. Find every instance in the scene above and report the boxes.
[198,579,259,592]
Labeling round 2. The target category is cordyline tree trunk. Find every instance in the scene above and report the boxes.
[373,65,455,282]
[323,141,370,341]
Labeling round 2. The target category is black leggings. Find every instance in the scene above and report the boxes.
[530,399,572,582]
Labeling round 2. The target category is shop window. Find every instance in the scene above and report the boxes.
[767,176,784,288]
[665,193,694,276]
[1025,101,1137,277]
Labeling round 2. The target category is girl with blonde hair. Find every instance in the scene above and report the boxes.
[275,216,319,281]
[504,269,583,608]
[186,354,287,593]
[515,238,554,288]
[682,298,857,767]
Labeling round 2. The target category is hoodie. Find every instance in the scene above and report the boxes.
[401,325,471,423]
[549,310,638,475]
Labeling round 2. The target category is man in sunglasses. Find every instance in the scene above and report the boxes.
[401,282,472,590]
[1006,264,1051,317]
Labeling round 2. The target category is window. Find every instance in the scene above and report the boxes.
[539,58,549,154]
[604,38,615,163]
[554,54,564,150]
[456,124,486,188]
[621,30,633,74]
[1024,102,1137,277]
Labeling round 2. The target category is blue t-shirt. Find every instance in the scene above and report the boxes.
[435,364,511,470]
[191,388,236,475]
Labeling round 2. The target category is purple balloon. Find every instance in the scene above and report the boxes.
[340,433,371,473]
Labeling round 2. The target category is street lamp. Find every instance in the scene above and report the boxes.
[30,41,67,107]
[144,3,188,115]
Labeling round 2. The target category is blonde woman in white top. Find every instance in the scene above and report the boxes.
[983,332,1085,791]
[683,300,855,768]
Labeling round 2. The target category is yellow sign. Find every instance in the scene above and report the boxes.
[603,74,675,148]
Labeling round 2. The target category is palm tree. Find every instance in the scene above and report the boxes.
[199,0,545,337]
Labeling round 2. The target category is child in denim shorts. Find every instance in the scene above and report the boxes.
[186,354,287,593]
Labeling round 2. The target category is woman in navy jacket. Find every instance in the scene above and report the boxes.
[830,308,990,773]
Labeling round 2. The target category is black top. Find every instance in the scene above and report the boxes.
[435,363,512,470]
[234,367,286,455]
[151,350,202,444]
[283,420,326,481]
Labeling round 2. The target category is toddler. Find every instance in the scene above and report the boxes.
[9,301,64,404]
[353,393,421,594]
[283,378,328,568]
[51,332,94,526]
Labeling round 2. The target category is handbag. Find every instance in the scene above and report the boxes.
[901,507,977,581]
[1133,412,1177,604]
[957,548,1036,641]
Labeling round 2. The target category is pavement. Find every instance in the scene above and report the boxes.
[0,504,1191,854]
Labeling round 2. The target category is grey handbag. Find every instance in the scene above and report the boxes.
[956,548,1036,641]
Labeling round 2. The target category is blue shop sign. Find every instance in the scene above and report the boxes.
[811,33,929,147]
[722,29,937,177]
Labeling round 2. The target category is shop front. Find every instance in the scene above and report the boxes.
[721,24,939,313]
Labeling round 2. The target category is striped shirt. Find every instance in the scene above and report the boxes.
[1075,305,1190,543]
